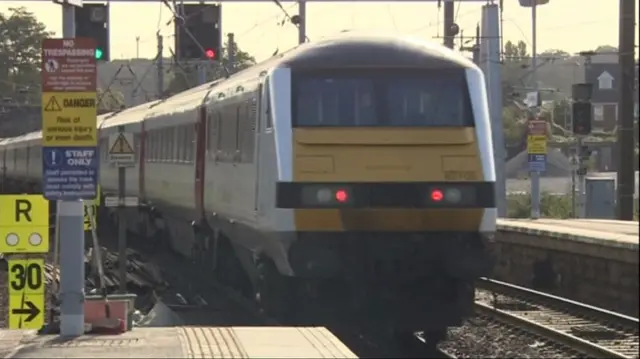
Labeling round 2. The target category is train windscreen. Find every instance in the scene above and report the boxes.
[292,69,474,127]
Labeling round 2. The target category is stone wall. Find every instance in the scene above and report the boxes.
[491,230,638,317]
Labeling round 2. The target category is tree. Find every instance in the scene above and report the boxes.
[502,40,531,107]
[540,49,570,59]
[0,7,53,104]
[504,40,529,62]
[595,45,617,53]
[165,42,257,96]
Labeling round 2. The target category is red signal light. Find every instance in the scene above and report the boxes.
[431,189,444,202]
[335,189,348,203]
[204,49,216,59]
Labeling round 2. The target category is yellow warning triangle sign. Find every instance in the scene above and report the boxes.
[109,133,134,155]
[44,96,62,112]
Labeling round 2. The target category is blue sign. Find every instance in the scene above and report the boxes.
[42,146,99,200]
[528,154,546,172]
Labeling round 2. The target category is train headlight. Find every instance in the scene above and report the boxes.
[445,188,462,203]
[316,188,333,203]
[303,186,353,206]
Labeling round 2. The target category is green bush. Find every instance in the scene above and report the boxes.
[507,192,573,219]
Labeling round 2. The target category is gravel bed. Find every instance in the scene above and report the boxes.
[440,315,579,358]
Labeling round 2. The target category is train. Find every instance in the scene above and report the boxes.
[1,33,496,346]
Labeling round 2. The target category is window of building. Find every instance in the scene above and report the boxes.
[593,105,604,122]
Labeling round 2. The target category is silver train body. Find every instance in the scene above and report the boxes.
[1,34,496,342]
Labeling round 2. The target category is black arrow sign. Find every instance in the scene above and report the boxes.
[12,301,40,322]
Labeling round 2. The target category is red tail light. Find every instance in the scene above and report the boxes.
[430,189,444,202]
[335,189,349,203]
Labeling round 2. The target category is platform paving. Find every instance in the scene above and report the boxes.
[1,326,357,359]
[497,218,639,250]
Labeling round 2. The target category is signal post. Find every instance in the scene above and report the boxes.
[0,195,50,331]
[41,0,99,337]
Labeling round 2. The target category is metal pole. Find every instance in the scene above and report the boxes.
[297,0,306,44]
[472,23,480,64]
[529,1,541,219]
[571,155,577,217]
[227,33,236,73]
[480,4,506,217]
[59,4,85,337]
[443,0,455,49]
[157,33,164,99]
[576,136,585,218]
[198,62,207,85]
[117,125,127,293]
[617,0,636,220]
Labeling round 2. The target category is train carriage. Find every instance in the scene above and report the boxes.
[0,33,496,348]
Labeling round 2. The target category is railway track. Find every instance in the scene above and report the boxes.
[475,278,639,359]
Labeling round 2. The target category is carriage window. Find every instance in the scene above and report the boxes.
[185,125,195,162]
[176,126,185,161]
[207,112,216,155]
[149,131,155,161]
[152,130,160,161]
[293,69,473,127]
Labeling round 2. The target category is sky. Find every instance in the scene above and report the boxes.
[1,0,638,62]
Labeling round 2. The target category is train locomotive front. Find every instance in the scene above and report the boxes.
[260,35,496,343]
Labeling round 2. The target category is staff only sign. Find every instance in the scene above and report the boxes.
[42,147,99,200]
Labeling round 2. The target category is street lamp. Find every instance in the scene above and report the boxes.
[518,0,549,6]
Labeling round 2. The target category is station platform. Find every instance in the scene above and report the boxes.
[1,326,357,358]
[497,218,639,250]
[493,218,639,317]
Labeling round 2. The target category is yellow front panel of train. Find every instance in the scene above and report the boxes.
[291,128,486,232]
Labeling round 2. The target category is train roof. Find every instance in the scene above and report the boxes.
[277,33,476,70]
[0,34,476,147]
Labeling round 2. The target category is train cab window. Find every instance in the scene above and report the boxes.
[386,74,472,127]
[292,69,473,127]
